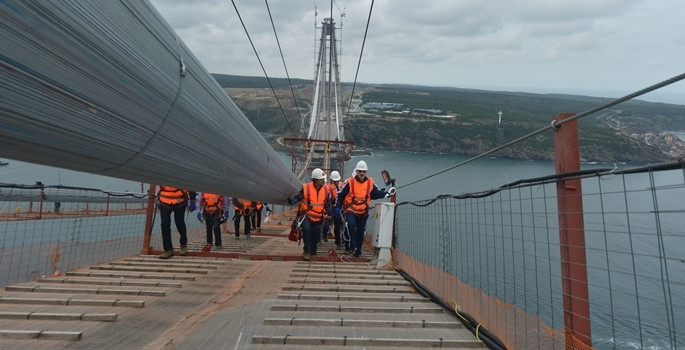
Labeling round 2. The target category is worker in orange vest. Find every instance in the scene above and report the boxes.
[334,161,395,258]
[197,192,229,248]
[232,198,255,239]
[156,186,189,259]
[287,168,332,261]
[251,202,265,232]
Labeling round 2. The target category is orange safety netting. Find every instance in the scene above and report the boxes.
[393,249,595,350]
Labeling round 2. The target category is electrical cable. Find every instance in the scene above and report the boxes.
[396,268,508,350]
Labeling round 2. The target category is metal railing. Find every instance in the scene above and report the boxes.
[393,159,685,350]
[0,184,204,287]
[388,72,685,350]
[0,183,292,287]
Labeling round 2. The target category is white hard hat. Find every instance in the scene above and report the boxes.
[354,160,368,171]
[330,170,341,181]
[311,168,326,180]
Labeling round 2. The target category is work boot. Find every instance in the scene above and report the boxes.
[159,250,174,259]
[235,236,240,240]
[302,252,310,261]
[179,245,188,256]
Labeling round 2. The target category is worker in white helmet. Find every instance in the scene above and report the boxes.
[334,160,396,258]
[287,168,333,261]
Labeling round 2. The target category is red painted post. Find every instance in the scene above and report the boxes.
[553,113,592,348]
[140,184,156,255]
[38,186,43,219]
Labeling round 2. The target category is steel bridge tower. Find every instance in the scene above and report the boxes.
[284,17,353,180]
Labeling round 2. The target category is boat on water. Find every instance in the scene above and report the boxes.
[1,1,683,350]
[0,159,8,166]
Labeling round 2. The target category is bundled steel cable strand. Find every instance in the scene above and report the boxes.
[0,1,301,204]
[396,268,508,350]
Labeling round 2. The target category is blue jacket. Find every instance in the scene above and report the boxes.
[334,175,387,210]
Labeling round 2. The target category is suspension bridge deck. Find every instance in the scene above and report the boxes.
[0,224,482,349]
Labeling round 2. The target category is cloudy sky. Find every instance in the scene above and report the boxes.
[148,0,684,104]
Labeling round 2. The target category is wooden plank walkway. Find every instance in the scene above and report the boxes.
[246,262,483,349]
[0,226,483,349]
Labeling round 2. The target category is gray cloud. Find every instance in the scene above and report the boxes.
[150,0,685,103]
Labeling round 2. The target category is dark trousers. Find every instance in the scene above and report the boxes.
[344,212,368,257]
[203,212,222,246]
[159,202,187,252]
[233,213,250,237]
[302,217,323,255]
[250,209,262,229]
[332,217,342,245]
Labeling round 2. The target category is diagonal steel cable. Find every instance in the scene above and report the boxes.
[400,72,685,189]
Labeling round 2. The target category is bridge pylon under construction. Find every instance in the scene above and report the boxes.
[284,16,353,180]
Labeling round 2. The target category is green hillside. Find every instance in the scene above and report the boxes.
[212,74,685,163]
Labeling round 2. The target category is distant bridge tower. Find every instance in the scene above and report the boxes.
[284,16,353,179]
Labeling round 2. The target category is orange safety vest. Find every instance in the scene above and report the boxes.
[233,199,254,215]
[158,186,187,205]
[202,193,223,214]
[299,182,328,222]
[326,182,339,202]
[343,177,373,215]
[255,202,264,211]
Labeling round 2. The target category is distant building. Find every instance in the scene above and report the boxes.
[413,108,442,114]
[361,102,403,110]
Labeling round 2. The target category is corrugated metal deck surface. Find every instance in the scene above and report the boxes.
[0,226,482,349]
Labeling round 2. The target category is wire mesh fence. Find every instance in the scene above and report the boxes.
[393,162,685,350]
[0,183,204,287]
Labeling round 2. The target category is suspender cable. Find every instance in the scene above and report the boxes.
[346,0,375,114]
[264,0,305,125]
[230,0,297,137]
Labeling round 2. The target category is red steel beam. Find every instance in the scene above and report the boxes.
[140,183,156,255]
[553,113,592,348]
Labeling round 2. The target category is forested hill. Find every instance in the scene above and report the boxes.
[212,74,685,163]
